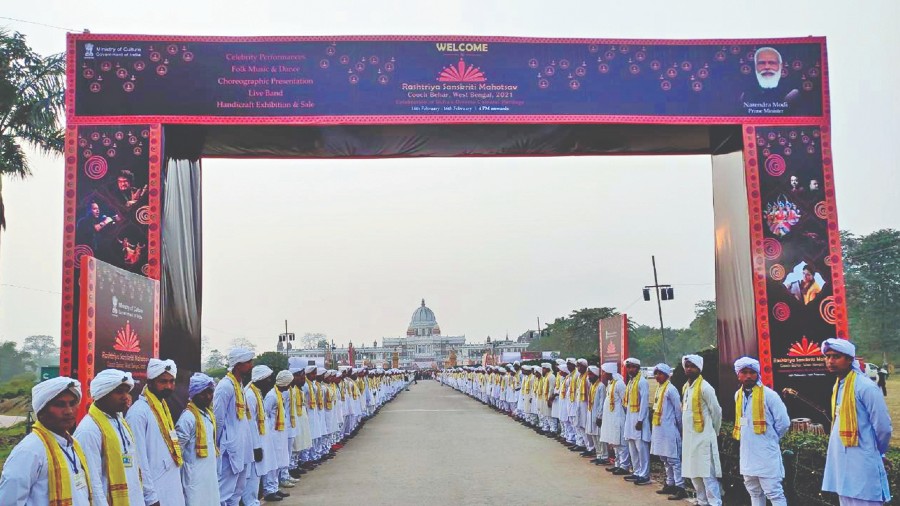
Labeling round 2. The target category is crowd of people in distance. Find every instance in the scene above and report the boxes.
[0,348,410,505]
[439,338,892,506]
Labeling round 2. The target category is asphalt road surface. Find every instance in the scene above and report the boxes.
[280,380,678,505]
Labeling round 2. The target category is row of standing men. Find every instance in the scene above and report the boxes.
[439,337,892,506]
[0,347,410,505]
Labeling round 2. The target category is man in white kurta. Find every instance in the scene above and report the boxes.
[244,365,276,505]
[0,377,91,506]
[732,357,790,506]
[821,338,892,505]
[176,373,221,506]
[584,366,606,464]
[74,369,147,505]
[264,371,293,496]
[126,358,186,506]
[650,363,686,500]
[213,347,255,506]
[600,362,631,476]
[681,354,723,506]
[622,357,652,485]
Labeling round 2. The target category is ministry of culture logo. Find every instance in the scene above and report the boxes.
[437,58,486,82]
[84,43,94,59]
[114,320,141,353]
[111,295,118,316]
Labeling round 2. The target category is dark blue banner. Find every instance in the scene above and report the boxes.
[72,36,824,119]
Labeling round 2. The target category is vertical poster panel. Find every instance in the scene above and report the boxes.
[599,314,628,366]
[60,124,162,380]
[744,125,846,425]
[78,256,160,392]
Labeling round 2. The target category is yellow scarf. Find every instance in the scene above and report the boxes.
[88,403,134,504]
[522,376,532,395]
[317,382,326,409]
[682,376,705,433]
[652,380,669,426]
[248,384,266,435]
[561,377,569,398]
[186,400,219,457]
[273,389,286,432]
[569,373,578,401]
[32,421,93,506]
[831,372,859,447]
[226,372,246,420]
[326,383,336,410]
[587,380,600,411]
[289,386,300,426]
[624,376,640,412]
[306,380,317,410]
[608,379,618,411]
[578,374,589,402]
[143,387,183,467]
[733,385,766,440]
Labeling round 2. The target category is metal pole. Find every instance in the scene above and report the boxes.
[652,255,669,364]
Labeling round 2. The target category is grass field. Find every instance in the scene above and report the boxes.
[884,376,900,446]
[0,422,26,471]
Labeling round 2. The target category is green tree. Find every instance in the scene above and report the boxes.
[204,348,226,372]
[21,335,58,367]
[842,229,900,362]
[529,307,618,356]
[0,30,66,247]
[254,351,288,373]
[0,341,32,382]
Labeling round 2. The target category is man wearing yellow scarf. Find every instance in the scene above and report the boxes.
[213,346,255,506]
[599,362,631,477]
[175,372,221,506]
[732,357,790,506]
[126,358,185,506]
[821,338,892,505]
[648,363,686,500]
[74,368,145,506]
[680,354,722,506]
[571,358,591,454]
[244,365,280,504]
[0,376,91,505]
[263,370,295,500]
[622,357,652,485]
[584,365,607,464]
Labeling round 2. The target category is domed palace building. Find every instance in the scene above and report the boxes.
[382,299,466,369]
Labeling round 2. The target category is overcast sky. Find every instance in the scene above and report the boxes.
[1,1,898,354]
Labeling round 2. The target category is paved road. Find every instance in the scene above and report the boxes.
[281,381,677,505]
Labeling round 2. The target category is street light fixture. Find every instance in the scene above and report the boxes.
[643,255,673,364]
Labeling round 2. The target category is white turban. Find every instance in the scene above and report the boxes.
[522,365,532,371]
[188,373,215,399]
[514,361,521,366]
[288,357,305,374]
[316,367,327,376]
[822,338,861,371]
[90,369,134,400]
[588,365,600,376]
[33,377,81,414]
[227,347,255,370]
[600,362,618,375]
[275,370,294,387]
[653,363,672,377]
[624,357,641,366]
[147,358,177,380]
[556,359,566,366]
[541,363,552,369]
[304,365,317,374]
[251,365,273,383]
[682,354,704,371]
[566,357,576,364]
[576,358,588,366]
[734,356,761,376]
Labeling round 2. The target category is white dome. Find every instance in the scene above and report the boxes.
[408,299,441,335]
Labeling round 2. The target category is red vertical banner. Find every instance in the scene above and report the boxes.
[60,123,162,384]
[744,123,846,424]
[599,314,628,366]
[348,343,355,367]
